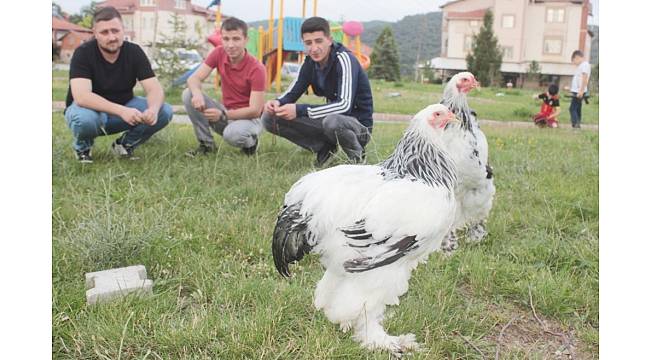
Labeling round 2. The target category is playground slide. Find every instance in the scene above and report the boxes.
[172,64,201,87]
[357,53,370,71]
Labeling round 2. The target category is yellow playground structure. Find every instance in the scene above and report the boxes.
[206,0,371,93]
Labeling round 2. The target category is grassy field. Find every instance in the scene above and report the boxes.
[52,71,599,125]
[52,111,598,359]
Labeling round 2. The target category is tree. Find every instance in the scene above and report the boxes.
[590,63,599,94]
[153,13,198,89]
[52,2,63,18]
[526,60,541,83]
[466,9,503,87]
[69,1,98,29]
[368,26,400,82]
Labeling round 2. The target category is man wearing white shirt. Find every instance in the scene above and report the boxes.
[569,50,591,129]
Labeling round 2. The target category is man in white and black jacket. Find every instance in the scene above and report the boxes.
[262,17,374,167]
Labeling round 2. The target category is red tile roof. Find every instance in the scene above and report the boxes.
[52,16,93,32]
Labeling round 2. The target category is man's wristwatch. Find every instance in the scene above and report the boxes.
[219,111,228,122]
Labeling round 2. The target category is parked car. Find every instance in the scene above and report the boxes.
[151,48,202,71]
[281,62,301,78]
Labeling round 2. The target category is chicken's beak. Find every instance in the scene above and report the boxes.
[443,111,460,128]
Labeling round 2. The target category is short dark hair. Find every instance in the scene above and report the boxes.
[301,17,330,37]
[222,17,248,37]
[548,84,559,95]
[571,50,584,60]
[93,6,122,26]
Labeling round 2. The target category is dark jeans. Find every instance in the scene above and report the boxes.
[261,112,371,160]
[569,93,582,127]
[64,96,173,151]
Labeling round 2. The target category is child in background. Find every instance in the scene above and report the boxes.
[533,84,561,128]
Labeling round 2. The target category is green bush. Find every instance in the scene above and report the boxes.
[513,107,534,119]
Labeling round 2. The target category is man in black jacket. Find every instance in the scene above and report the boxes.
[262,17,374,167]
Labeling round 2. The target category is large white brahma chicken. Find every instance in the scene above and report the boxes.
[272,104,458,355]
[439,72,496,253]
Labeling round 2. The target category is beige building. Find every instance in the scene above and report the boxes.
[97,0,217,57]
[429,0,593,88]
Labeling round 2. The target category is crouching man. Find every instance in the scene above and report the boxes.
[183,17,266,157]
[65,6,172,162]
[261,17,374,167]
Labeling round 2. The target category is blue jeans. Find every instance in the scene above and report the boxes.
[569,93,582,127]
[64,96,173,152]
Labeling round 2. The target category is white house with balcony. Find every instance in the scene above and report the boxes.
[428,0,593,88]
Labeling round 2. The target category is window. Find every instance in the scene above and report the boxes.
[175,0,186,9]
[502,15,515,28]
[546,8,565,23]
[464,35,473,52]
[140,0,154,6]
[502,46,513,60]
[543,38,562,54]
[470,20,479,27]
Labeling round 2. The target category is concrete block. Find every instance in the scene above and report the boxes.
[85,265,153,305]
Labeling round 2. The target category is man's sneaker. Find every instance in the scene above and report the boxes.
[314,143,338,167]
[76,149,93,164]
[112,141,139,160]
[185,143,214,158]
[349,148,367,164]
[241,136,259,156]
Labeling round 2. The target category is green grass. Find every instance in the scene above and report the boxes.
[52,72,599,124]
[52,112,598,359]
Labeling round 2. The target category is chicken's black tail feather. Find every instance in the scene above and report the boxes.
[272,202,314,278]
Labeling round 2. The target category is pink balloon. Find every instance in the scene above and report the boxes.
[342,21,364,36]
[207,30,222,47]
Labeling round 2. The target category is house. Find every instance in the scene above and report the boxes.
[428,0,593,88]
[52,16,94,63]
[96,0,217,57]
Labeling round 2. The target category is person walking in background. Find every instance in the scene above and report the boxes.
[569,50,591,129]
[64,6,172,163]
[183,17,266,157]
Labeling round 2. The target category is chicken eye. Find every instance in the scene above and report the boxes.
[434,112,441,117]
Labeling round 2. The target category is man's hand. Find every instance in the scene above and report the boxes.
[121,107,144,126]
[264,100,280,115]
[191,94,206,112]
[275,104,297,121]
[141,108,158,126]
[577,91,584,99]
[203,108,224,123]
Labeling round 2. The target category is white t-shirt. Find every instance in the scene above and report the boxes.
[571,61,591,93]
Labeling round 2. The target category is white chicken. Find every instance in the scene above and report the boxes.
[272,104,458,355]
[439,72,496,253]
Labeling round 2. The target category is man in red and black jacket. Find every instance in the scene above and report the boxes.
[262,17,374,167]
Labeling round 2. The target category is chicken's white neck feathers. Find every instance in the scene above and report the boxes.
[442,83,476,133]
[381,120,457,191]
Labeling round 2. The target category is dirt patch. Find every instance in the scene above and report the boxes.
[455,286,595,359]
[486,309,580,359]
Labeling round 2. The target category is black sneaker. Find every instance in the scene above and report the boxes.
[349,148,367,164]
[241,136,258,156]
[112,140,139,160]
[76,149,93,163]
[185,143,214,157]
[314,143,338,167]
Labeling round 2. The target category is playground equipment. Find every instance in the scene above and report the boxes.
[341,21,371,71]
[173,0,371,93]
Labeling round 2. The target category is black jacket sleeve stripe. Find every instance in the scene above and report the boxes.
[308,51,354,118]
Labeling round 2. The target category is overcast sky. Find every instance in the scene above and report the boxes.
[54,0,599,24]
